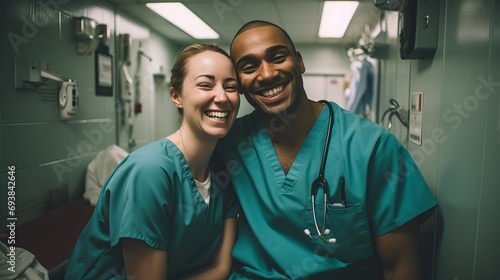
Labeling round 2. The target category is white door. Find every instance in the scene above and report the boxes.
[303,75,346,109]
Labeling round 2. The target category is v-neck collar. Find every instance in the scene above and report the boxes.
[163,138,212,210]
[251,105,330,192]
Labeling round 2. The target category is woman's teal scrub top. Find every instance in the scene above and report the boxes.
[64,138,240,279]
[217,102,438,279]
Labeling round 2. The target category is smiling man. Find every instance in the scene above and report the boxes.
[215,20,438,280]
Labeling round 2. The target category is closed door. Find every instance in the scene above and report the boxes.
[303,75,346,108]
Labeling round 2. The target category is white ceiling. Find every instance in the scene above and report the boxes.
[109,0,383,47]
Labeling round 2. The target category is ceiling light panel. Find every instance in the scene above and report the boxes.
[318,1,359,38]
[146,2,219,39]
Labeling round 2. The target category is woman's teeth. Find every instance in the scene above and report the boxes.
[206,111,229,120]
[262,85,284,97]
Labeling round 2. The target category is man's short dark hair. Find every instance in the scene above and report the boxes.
[230,20,297,54]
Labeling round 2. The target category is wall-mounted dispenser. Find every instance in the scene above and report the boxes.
[13,57,79,120]
[59,80,79,120]
[75,17,96,55]
[41,71,80,121]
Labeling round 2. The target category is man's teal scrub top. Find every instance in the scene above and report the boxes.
[64,138,240,279]
[217,102,438,279]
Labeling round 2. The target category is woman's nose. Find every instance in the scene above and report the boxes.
[214,86,229,103]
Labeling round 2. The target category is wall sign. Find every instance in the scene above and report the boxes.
[95,53,113,96]
[409,92,423,145]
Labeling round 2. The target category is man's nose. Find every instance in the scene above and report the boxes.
[257,61,276,81]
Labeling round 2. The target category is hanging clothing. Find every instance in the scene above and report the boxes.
[347,59,374,116]
[346,60,362,110]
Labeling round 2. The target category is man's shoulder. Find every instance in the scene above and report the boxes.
[225,113,255,140]
[334,103,386,135]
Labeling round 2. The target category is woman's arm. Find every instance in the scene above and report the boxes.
[122,238,167,280]
[177,217,238,280]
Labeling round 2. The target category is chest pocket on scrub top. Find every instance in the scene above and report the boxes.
[303,203,374,263]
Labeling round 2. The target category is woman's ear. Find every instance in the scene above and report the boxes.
[170,87,183,109]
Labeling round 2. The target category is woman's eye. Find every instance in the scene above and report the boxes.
[225,84,238,92]
[198,83,213,89]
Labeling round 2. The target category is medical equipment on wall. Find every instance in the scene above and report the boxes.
[120,64,133,101]
[374,0,406,11]
[134,42,153,115]
[119,34,133,102]
[399,0,440,59]
[153,66,167,85]
[75,17,96,55]
[38,69,79,121]
[59,79,79,120]
[118,33,136,150]
[95,24,113,96]
[303,100,344,244]
[13,58,80,120]
[380,99,409,130]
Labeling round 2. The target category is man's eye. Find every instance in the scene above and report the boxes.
[273,55,287,63]
[238,64,257,74]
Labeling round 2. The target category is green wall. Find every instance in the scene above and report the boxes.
[377,0,500,278]
[0,0,181,227]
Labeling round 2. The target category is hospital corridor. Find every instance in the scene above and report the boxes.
[0,0,499,279]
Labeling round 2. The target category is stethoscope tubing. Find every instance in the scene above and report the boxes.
[309,100,334,240]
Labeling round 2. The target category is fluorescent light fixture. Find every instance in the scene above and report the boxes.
[318,1,359,38]
[146,2,219,39]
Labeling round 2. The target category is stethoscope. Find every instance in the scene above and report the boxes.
[303,100,344,244]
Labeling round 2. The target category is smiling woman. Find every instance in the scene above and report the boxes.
[64,44,241,280]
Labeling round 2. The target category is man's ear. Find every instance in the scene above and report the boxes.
[295,51,306,74]
[170,87,183,109]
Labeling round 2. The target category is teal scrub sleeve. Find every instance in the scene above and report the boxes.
[222,181,241,219]
[106,157,172,251]
[367,131,438,237]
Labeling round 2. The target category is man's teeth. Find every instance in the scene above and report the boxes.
[206,111,229,119]
[262,85,284,97]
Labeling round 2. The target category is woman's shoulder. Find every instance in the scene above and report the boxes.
[120,138,182,174]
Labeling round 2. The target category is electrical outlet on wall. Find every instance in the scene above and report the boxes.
[14,58,45,89]
[29,60,40,82]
